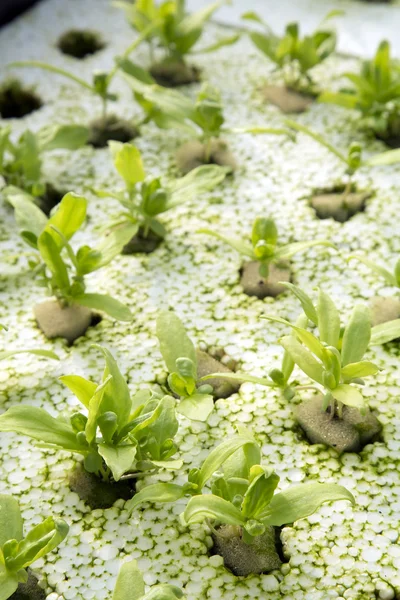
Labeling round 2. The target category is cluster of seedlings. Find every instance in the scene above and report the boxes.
[0,0,400,598]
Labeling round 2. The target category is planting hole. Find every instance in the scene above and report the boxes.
[57,29,105,59]
[0,79,42,119]
[88,114,139,148]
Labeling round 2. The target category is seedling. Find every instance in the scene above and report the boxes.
[112,560,184,600]
[0,123,88,203]
[8,27,157,145]
[286,119,400,196]
[116,0,239,86]
[125,431,353,576]
[265,284,379,416]
[0,345,182,483]
[156,310,215,421]
[0,494,68,600]
[319,41,400,144]
[199,217,334,297]
[8,190,133,330]
[349,254,400,343]
[244,10,339,94]
[95,141,228,249]
[120,67,292,171]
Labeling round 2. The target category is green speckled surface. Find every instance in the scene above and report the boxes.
[0,1,399,599]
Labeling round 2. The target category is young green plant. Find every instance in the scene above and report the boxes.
[0,123,88,203]
[95,141,228,248]
[120,65,292,171]
[112,560,184,600]
[286,119,400,197]
[0,345,182,483]
[156,310,215,421]
[8,189,133,328]
[0,495,68,600]
[319,41,400,143]
[199,217,334,297]
[244,10,340,94]
[125,431,353,576]
[115,0,239,85]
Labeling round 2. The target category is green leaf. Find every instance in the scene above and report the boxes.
[177,393,214,422]
[98,443,137,481]
[348,255,397,287]
[59,375,97,409]
[6,188,48,238]
[341,304,371,366]
[280,335,324,385]
[93,345,132,432]
[85,375,113,445]
[183,494,245,527]
[4,517,68,572]
[37,231,70,291]
[317,290,340,348]
[38,124,89,152]
[365,148,400,167]
[74,294,132,321]
[125,483,185,513]
[0,495,23,547]
[370,319,400,345]
[199,372,274,387]
[331,383,365,410]
[275,241,335,263]
[178,0,224,37]
[0,567,19,600]
[197,228,254,258]
[198,434,260,491]
[341,361,379,379]
[156,311,197,374]
[264,316,326,362]
[242,468,279,519]
[109,142,145,190]
[0,349,58,361]
[281,282,318,324]
[284,119,348,164]
[193,33,240,54]
[318,91,359,110]
[251,218,277,248]
[167,165,227,208]
[94,223,139,268]
[262,483,354,526]
[46,192,87,246]
[0,406,81,451]
[9,61,95,92]
[112,560,145,600]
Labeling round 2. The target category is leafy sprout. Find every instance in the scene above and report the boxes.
[319,41,400,142]
[8,24,157,120]
[286,119,400,196]
[0,494,68,600]
[112,560,184,600]
[115,0,239,65]
[8,190,133,321]
[349,254,400,345]
[243,10,340,93]
[265,284,380,417]
[124,431,353,546]
[0,124,88,199]
[95,141,228,242]
[120,67,292,161]
[156,310,215,421]
[199,216,335,277]
[0,345,182,483]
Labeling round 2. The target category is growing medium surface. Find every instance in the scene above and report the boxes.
[0,1,400,600]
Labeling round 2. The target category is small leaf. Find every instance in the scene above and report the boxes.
[177,393,214,422]
[251,218,277,248]
[370,319,400,345]
[125,483,185,514]
[46,192,87,246]
[156,311,197,374]
[182,494,245,527]
[109,142,145,189]
[280,282,318,324]
[167,164,227,208]
[98,443,137,481]
[348,255,397,287]
[242,468,279,519]
[197,228,254,258]
[6,188,48,238]
[262,483,354,526]
[280,335,324,385]
[38,124,89,152]
[74,294,132,321]
[341,304,371,366]
[331,383,365,410]
[112,560,144,600]
[37,231,70,291]
[317,290,340,348]
[0,495,23,547]
[274,240,335,261]
[0,349,58,361]
[341,361,379,379]
[59,375,97,410]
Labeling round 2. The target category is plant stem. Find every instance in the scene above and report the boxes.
[101,97,107,121]
[343,177,353,200]
[204,136,213,164]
